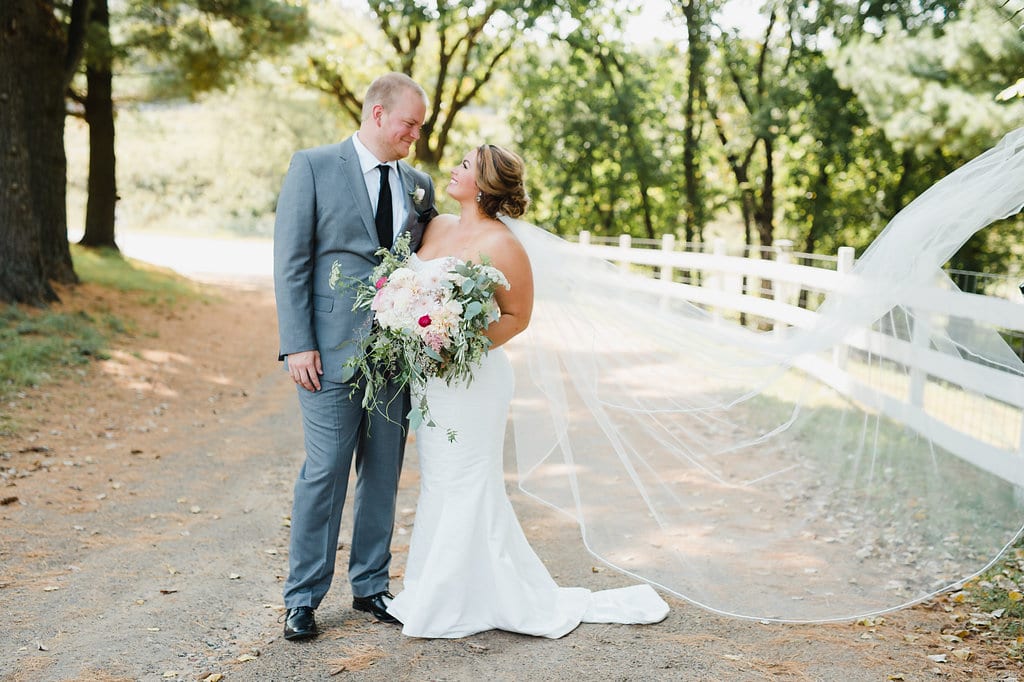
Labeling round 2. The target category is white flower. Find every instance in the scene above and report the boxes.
[478,265,510,289]
[410,186,426,204]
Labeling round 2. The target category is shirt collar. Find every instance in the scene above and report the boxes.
[352,132,394,176]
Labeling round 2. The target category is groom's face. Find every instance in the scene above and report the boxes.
[373,88,427,161]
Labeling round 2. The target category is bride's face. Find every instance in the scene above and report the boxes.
[447,152,479,202]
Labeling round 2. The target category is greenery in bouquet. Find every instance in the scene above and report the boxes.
[329,232,509,438]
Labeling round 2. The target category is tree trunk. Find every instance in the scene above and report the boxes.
[80,0,118,250]
[681,0,708,245]
[754,136,775,250]
[28,2,77,285]
[0,1,61,304]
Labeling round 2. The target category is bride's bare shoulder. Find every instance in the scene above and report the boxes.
[427,213,459,229]
[482,221,529,269]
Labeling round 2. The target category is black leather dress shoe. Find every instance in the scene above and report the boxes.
[283,606,318,641]
[352,591,401,625]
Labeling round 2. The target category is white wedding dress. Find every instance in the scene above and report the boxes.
[386,255,669,639]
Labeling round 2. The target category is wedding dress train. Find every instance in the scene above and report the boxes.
[386,256,669,639]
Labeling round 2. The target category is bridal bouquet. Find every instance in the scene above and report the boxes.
[330,232,509,437]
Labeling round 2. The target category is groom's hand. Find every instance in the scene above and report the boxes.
[288,350,323,391]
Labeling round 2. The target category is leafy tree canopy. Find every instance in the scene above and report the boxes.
[116,0,309,99]
[831,0,1024,156]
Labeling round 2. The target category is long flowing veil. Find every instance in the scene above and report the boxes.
[501,126,1024,622]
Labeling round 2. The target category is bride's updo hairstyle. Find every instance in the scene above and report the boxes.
[475,144,530,219]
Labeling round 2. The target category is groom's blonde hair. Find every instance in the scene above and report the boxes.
[361,72,428,121]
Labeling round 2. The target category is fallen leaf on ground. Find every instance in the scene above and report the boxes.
[327,646,385,674]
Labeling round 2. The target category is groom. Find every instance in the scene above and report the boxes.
[273,72,436,641]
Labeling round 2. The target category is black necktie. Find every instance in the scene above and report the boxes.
[375,164,393,250]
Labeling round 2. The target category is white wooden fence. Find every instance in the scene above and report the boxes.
[575,232,1024,488]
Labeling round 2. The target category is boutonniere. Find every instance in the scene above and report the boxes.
[409,186,426,205]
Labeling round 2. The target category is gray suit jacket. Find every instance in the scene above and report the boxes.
[273,136,437,383]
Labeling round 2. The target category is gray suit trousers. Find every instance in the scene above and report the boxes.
[283,378,409,609]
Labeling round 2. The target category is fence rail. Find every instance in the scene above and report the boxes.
[574,232,1024,487]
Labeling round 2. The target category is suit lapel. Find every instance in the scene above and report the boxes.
[398,162,428,252]
[338,137,379,246]
[398,164,418,232]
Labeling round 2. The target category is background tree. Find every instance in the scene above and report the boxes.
[511,29,686,239]
[831,0,1024,276]
[0,0,86,305]
[672,0,720,244]
[73,0,309,250]
[301,0,579,167]
[704,8,793,254]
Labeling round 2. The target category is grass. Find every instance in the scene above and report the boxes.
[0,245,203,420]
[958,537,1024,658]
[70,244,202,300]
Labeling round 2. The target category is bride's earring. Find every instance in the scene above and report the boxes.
[476,192,482,203]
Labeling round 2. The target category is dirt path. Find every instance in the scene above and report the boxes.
[1,243,1020,681]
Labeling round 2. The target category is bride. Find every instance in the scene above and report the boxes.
[384,129,1024,629]
[384,144,670,638]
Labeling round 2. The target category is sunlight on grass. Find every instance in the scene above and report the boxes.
[0,245,206,406]
[0,304,113,401]
[71,244,205,302]
[845,355,1022,450]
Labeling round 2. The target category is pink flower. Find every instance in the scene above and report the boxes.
[425,332,447,353]
[375,276,388,290]
[418,315,432,327]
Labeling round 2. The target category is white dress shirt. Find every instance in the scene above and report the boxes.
[352,132,407,243]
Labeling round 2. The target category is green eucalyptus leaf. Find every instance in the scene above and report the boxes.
[408,407,424,431]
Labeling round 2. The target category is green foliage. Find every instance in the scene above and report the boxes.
[70,245,203,301]
[510,27,722,239]
[778,52,897,254]
[0,306,113,401]
[117,0,309,99]
[832,0,1024,157]
[57,0,1020,279]
[298,0,578,166]
[66,83,344,238]
[823,0,1024,271]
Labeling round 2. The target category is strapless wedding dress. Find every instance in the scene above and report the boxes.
[386,254,669,639]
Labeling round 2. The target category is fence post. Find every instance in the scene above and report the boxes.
[774,240,794,334]
[1019,410,1024,455]
[618,234,632,274]
[833,246,856,370]
[578,231,591,247]
[660,233,675,282]
[712,238,727,324]
[908,313,931,408]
